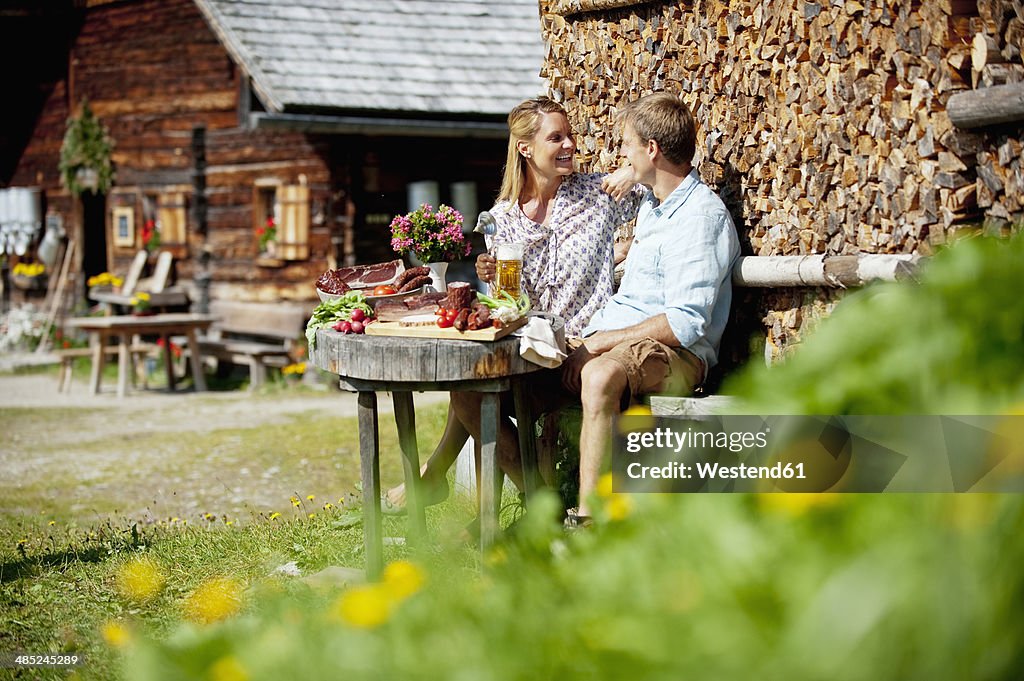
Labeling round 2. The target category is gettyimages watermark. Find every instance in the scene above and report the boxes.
[611,414,1024,493]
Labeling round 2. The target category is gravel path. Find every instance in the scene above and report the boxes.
[0,367,449,523]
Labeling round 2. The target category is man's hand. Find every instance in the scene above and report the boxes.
[476,253,496,283]
[601,165,636,202]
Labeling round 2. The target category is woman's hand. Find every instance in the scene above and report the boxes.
[601,165,636,201]
[476,252,497,283]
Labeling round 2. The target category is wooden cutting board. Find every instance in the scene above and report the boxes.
[365,315,527,341]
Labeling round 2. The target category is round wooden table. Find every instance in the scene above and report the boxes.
[311,321,562,576]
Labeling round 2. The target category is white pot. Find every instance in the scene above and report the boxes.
[427,261,448,292]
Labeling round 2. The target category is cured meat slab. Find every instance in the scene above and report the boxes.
[332,259,405,288]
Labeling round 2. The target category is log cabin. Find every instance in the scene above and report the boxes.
[3,0,545,305]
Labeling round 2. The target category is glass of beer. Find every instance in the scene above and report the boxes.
[493,242,524,299]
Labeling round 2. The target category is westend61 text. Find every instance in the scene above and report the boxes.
[627,460,807,481]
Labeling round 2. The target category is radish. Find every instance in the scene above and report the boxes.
[350,308,366,322]
[350,320,365,334]
[333,320,352,333]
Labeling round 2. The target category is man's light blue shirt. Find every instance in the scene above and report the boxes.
[583,168,740,371]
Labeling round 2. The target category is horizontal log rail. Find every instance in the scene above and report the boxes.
[732,254,922,288]
[947,82,1024,129]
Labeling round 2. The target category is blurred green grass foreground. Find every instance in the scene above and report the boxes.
[7,233,1024,680]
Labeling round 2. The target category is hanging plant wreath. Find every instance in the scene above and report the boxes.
[59,99,115,195]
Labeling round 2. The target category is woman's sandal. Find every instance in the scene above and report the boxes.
[563,508,593,531]
[380,479,451,516]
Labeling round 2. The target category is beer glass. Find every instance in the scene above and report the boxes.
[493,242,524,299]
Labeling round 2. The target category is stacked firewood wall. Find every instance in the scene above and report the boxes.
[540,0,1024,362]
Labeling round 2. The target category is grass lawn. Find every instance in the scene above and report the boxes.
[0,386,486,680]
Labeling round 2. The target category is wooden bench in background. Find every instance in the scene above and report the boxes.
[194,300,308,388]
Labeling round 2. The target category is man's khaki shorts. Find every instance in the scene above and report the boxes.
[570,336,704,402]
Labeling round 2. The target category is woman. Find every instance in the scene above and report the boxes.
[382,97,642,512]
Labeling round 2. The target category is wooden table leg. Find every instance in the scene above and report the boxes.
[357,391,383,579]
[512,378,540,498]
[116,333,130,399]
[87,331,104,395]
[479,391,501,549]
[392,391,427,546]
[185,329,207,392]
[161,333,176,389]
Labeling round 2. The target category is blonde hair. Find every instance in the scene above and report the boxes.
[497,97,568,205]
[623,92,696,167]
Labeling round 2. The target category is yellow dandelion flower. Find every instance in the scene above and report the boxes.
[483,546,507,567]
[290,496,301,507]
[758,492,840,515]
[605,493,634,521]
[115,555,165,603]
[225,520,235,527]
[101,620,132,648]
[48,520,56,526]
[204,513,215,521]
[618,404,656,433]
[308,512,316,519]
[596,472,615,499]
[183,577,243,624]
[382,560,426,600]
[323,502,334,511]
[209,655,249,681]
[136,292,150,301]
[306,494,315,501]
[334,584,394,629]
[269,512,281,520]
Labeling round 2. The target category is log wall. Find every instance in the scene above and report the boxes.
[540,0,1024,362]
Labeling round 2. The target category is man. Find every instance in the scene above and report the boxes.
[562,92,740,523]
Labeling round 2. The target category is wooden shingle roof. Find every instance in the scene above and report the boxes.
[194,0,546,117]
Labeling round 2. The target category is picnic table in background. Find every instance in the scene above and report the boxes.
[65,313,216,398]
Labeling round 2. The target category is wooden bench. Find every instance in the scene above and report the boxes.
[195,300,308,388]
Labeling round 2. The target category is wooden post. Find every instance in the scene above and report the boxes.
[478,392,500,549]
[392,391,427,545]
[357,391,383,579]
[191,126,210,314]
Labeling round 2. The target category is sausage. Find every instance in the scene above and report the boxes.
[397,274,432,292]
[453,308,470,331]
[393,265,430,290]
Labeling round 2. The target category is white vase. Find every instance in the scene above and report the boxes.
[427,261,448,292]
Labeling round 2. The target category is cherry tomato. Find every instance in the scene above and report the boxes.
[436,316,454,328]
[373,285,398,296]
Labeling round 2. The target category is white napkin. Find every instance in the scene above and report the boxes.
[515,315,566,368]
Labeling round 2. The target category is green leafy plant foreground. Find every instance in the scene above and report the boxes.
[118,234,1024,680]
[726,232,1024,414]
